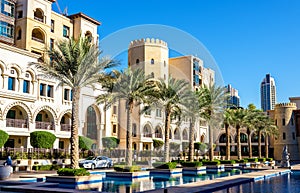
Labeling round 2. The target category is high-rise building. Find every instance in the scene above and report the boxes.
[260,74,276,111]
[0,0,16,45]
[225,84,240,108]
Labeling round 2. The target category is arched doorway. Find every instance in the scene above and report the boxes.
[86,106,97,140]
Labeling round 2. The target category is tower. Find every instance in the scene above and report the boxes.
[261,74,276,111]
[128,38,169,80]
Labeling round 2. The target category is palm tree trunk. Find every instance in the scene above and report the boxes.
[126,102,133,166]
[265,133,269,158]
[209,125,214,161]
[237,125,242,160]
[164,110,171,162]
[258,130,262,158]
[225,124,230,160]
[247,129,252,158]
[70,88,80,169]
[188,117,195,162]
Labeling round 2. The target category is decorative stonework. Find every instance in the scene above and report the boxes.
[32,105,58,124]
[2,101,33,122]
[129,38,168,48]
[275,103,296,108]
[58,109,72,122]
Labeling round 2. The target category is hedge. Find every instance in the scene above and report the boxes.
[180,161,202,167]
[0,130,9,147]
[102,137,120,149]
[258,158,266,162]
[57,168,90,176]
[235,159,247,163]
[32,164,61,171]
[30,131,56,148]
[202,160,220,165]
[153,139,164,150]
[245,158,258,162]
[194,142,207,151]
[113,165,141,172]
[266,158,273,162]
[220,160,236,164]
[152,162,177,169]
[79,136,94,150]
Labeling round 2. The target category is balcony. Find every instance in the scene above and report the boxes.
[143,133,152,138]
[34,16,44,23]
[61,124,71,132]
[6,118,27,128]
[35,121,53,130]
[32,36,44,43]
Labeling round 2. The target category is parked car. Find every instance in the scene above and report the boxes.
[79,156,113,170]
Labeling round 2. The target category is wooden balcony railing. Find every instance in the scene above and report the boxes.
[6,118,27,128]
[61,124,71,132]
[35,121,53,130]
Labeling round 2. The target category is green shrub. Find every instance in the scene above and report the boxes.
[180,161,202,167]
[79,136,94,150]
[194,142,207,151]
[0,130,9,147]
[182,142,189,150]
[33,164,63,171]
[235,159,247,163]
[153,139,164,150]
[152,162,177,169]
[113,165,141,172]
[30,131,56,148]
[170,142,180,151]
[220,160,236,164]
[258,158,266,162]
[102,137,120,149]
[57,168,90,176]
[246,158,258,162]
[266,158,273,162]
[202,160,220,165]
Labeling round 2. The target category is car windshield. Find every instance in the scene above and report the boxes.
[85,156,95,160]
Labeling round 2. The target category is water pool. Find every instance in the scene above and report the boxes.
[213,171,300,193]
[92,169,254,192]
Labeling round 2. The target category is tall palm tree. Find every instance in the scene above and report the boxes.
[153,77,192,162]
[223,108,234,160]
[264,118,278,158]
[97,68,154,166]
[33,37,116,169]
[232,108,249,160]
[197,84,226,161]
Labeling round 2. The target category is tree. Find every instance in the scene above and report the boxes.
[223,108,234,160]
[102,137,120,149]
[97,68,154,166]
[152,77,192,162]
[197,84,226,161]
[79,136,94,150]
[33,36,116,169]
[231,108,249,160]
[264,118,278,158]
[153,139,164,150]
[0,130,9,147]
[30,131,56,148]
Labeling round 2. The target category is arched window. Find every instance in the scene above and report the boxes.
[8,68,18,91]
[174,128,180,140]
[143,124,152,138]
[16,28,22,40]
[86,106,97,140]
[85,31,93,42]
[155,126,162,138]
[136,59,139,64]
[23,72,32,94]
[132,123,137,137]
[219,134,231,143]
[164,61,166,67]
[182,129,188,140]
[235,133,248,143]
[150,72,154,78]
[32,28,44,43]
[34,8,44,23]
[151,58,154,64]
[251,133,258,142]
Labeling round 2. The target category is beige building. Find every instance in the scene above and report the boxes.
[117,38,214,152]
[0,0,116,150]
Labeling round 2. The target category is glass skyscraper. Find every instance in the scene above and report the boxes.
[225,84,240,108]
[260,74,276,111]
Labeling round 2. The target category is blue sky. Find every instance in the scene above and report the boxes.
[53,0,300,108]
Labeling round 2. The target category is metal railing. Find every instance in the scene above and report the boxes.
[35,121,54,130]
[61,124,71,131]
[6,118,27,128]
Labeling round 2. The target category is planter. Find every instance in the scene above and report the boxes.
[0,166,12,180]
[150,168,182,177]
[106,171,150,179]
[182,166,206,175]
[46,175,102,189]
[206,165,225,173]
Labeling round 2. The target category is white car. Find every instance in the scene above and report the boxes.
[79,156,113,170]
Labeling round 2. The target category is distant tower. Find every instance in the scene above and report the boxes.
[225,84,240,108]
[128,38,169,80]
[261,74,276,111]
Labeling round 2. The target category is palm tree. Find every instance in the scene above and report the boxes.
[264,118,278,158]
[33,37,116,169]
[232,108,249,160]
[97,68,154,166]
[197,84,226,161]
[153,77,192,162]
[223,108,234,160]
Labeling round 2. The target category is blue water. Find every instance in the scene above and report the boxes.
[213,171,300,193]
[95,169,254,192]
